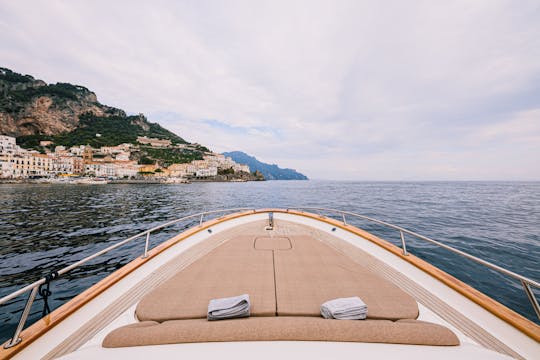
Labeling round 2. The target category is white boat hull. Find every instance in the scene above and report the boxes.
[2,210,538,359]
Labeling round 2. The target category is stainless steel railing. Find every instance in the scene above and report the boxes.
[289,207,540,320]
[1,207,539,349]
[0,207,254,349]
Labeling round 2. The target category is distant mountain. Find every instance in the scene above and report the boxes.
[223,151,308,180]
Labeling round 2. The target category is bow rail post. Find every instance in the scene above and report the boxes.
[522,280,540,320]
[399,230,408,256]
[142,231,151,259]
[3,287,39,349]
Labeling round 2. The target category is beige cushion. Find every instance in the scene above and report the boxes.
[275,236,419,320]
[103,317,459,348]
[136,236,276,321]
[136,234,419,322]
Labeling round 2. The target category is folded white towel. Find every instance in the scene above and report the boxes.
[208,294,250,321]
[321,297,367,320]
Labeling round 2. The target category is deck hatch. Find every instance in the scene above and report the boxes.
[254,236,292,250]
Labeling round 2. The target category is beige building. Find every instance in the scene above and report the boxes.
[139,164,158,173]
[1,153,53,178]
[137,136,171,148]
[100,144,132,154]
[168,163,196,177]
[73,157,84,174]
[82,147,94,163]
[0,135,89,178]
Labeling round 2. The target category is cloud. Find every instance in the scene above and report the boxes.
[1,0,539,179]
[472,109,540,145]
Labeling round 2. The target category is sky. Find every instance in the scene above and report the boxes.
[1,0,539,180]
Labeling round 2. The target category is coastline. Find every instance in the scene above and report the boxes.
[0,177,264,185]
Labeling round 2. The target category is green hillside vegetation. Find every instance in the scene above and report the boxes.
[17,113,187,150]
[8,83,85,103]
[139,146,205,166]
[15,114,208,166]
[0,67,33,83]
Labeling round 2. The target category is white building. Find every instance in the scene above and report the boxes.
[85,161,140,178]
[0,135,24,155]
[50,156,77,175]
[85,162,116,178]
[0,156,14,178]
[195,167,218,177]
[202,153,248,173]
[55,146,67,154]
[114,163,141,178]
[69,145,86,156]
[233,164,251,173]
[114,151,130,161]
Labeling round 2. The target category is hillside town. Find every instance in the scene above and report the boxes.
[0,135,254,182]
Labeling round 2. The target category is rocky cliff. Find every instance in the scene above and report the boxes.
[0,67,188,151]
[0,67,126,137]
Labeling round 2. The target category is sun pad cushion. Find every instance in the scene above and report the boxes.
[136,236,276,321]
[103,317,459,347]
[275,236,419,320]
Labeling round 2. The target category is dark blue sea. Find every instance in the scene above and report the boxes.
[0,181,539,343]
